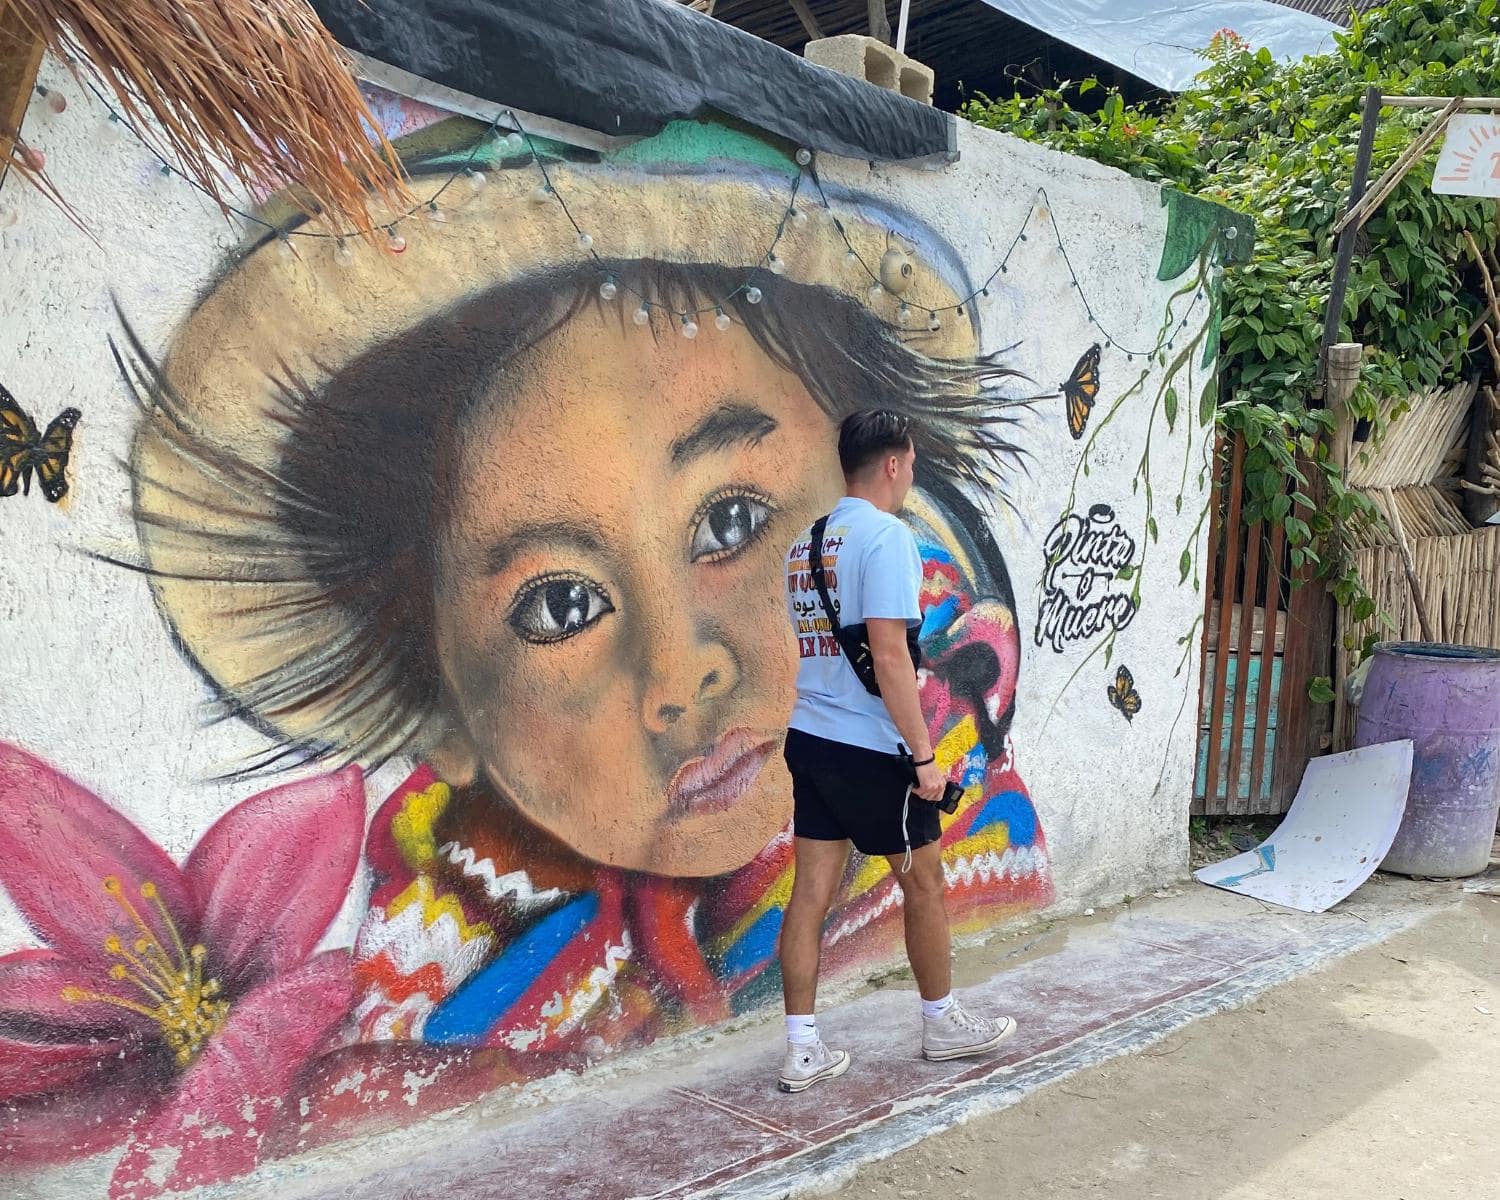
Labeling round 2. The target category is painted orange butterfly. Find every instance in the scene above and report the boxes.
[1,383,81,502]
[1062,343,1102,441]
[1108,664,1141,722]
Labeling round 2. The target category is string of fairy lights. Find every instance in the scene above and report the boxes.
[18,73,1221,358]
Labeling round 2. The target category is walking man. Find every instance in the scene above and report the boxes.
[777,410,1016,1093]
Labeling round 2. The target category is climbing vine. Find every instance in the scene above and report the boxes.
[967,0,1500,666]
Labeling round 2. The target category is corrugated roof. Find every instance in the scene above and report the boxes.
[1267,0,1385,20]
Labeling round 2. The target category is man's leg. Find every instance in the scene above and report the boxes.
[781,836,851,1014]
[885,840,1015,1061]
[777,836,853,1093]
[884,840,951,1000]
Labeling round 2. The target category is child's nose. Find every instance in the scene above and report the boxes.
[641,642,738,735]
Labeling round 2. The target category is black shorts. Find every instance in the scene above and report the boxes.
[783,727,942,858]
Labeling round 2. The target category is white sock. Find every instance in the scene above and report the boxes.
[921,993,955,1021]
[786,1014,818,1046]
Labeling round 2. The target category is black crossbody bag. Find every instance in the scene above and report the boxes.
[806,514,921,698]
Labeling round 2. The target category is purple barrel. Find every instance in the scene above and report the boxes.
[1354,642,1500,878]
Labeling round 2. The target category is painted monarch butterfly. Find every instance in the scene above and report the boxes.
[1107,664,1141,722]
[0,383,81,502]
[1062,343,1102,441]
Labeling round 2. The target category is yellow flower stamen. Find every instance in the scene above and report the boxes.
[62,877,230,1068]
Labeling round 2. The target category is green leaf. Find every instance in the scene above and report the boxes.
[1148,517,1159,542]
[1179,547,1192,583]
[1307,676,1336,704]
[1117,564,1136,580]
[1164,386,1179,431]
[1199,379,1216,427]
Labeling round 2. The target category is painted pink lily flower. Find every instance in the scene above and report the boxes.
[0,743,365,1198]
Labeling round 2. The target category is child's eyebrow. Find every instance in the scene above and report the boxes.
[484,520,608,576]
[669,402,778,467]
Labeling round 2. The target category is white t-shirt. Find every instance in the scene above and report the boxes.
[785,496,924,754]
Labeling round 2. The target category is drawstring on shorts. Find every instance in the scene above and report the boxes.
[900,785,913,874]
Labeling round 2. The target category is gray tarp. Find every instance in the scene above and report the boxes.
[979,0,1340,91]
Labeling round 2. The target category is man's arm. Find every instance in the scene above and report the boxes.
[868,618,945,802]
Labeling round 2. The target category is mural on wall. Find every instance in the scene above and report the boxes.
[0,382,80,502]
[0,71,1244,1195]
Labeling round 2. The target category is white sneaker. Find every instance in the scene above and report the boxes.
[921,1002,1016,1061]
[777,1038,851,1093]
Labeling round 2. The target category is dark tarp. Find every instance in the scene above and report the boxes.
[311,0,956,162]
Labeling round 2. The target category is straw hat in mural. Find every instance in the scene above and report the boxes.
[126,119,1001,766]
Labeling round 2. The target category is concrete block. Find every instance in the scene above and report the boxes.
[804,34,934,106]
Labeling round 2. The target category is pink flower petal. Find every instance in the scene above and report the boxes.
[0,1067,167,1168]
[0,951,156,1101]
[109,950,354,1199]
[183,767,364,988]
[0,1035,138,1101]
[0,744,195,971]
[0,948,154,1037]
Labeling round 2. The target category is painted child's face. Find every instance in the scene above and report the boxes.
[431,304,843,876]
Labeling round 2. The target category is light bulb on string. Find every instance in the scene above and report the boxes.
[35,85,66,114]
[867,282,883,302]
[767,253,786,275]
[425,201,447,224]
[795,148,812,166]
[530,183,553,204]
[789,207,807,229]
[157,163,171,178]
[386,228,407,253]
[505,131,525,154]
[714,307,732,331]
[466,168,487,192]
[744,286,763,305]
[927,310,941,332]
[845,249,859,266]
[333,239,354,267]
[633,304,651,326]
[897,303,911,326]
[680,314,699,340]
[576,232,593,251]
[599,276,618,301]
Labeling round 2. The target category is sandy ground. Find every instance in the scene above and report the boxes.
[831,891,1500,1200]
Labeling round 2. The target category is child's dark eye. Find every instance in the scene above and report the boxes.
[690,491,773,563]
[508,575,614,644]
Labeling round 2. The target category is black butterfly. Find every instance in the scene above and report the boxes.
[1,383,81,502]
[1063,343,1102,440]
[1108,664,1142,722]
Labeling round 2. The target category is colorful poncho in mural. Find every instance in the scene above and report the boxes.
[345,489,1053,1070]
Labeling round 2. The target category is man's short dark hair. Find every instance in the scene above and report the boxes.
[838,409,913,478]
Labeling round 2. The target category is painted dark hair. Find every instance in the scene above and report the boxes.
[118,258,1032,771]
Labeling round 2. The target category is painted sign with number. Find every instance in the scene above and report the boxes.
[1432,113,1500,197]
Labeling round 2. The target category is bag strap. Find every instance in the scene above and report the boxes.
[807,516,841,637]
[808,516,866,661]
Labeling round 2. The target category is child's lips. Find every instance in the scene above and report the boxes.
[667,728,777,817]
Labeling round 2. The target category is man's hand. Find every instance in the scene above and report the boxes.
[913,759,946,804]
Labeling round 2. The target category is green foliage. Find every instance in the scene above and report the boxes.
[963,0,1500,632]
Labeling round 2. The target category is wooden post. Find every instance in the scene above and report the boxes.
[1316,87,1381,399]
[867,0,892,45]
[0,0,46,176]
[1382,485,1437,643]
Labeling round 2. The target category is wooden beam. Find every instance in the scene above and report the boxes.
[0,0,46,173]
[785,0,823,41]
[1382,94,1500,110]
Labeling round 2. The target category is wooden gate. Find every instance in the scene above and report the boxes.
[1194,435,1333,815]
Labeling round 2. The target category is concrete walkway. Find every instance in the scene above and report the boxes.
[192,877,1456,1200]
